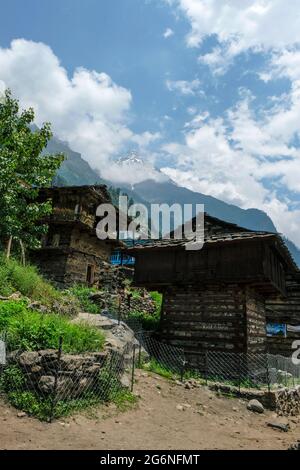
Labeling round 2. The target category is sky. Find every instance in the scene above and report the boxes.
[0,0,300,246]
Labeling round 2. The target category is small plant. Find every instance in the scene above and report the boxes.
[127,310,160,330]
[68,285,100,314]
[0,301,105,353]
[0,365,26,392]
[142,358,176,380]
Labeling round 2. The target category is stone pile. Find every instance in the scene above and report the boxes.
[275,386,300,416]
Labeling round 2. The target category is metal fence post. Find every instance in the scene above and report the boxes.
[138,339,142,368]
[49,336,63,423]
[180,360,186,383]
[131,344,136,393]
[266,354,271,394]
[238,354,241,392]
[118,294,121,325]
[205,351,208,386]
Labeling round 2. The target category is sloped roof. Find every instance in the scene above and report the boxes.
[123,212,299,272]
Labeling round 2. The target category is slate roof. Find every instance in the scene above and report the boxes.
[123,213,299,272]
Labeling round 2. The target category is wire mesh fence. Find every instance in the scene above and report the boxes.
[137,331,185,377]
[1,319,300,422]
[193,351,300,391]
[0,332,137,422]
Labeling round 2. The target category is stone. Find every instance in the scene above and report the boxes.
[247,399,264,414]
[267,420,290,432]
[289,441,300,450]
[182,403,192,409]
[38,375,55,393]
[17,412,26,418]
[18,351,40,367]
[28,301,49,314]
[176,404,184,411]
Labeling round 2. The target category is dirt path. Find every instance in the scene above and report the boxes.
[0,370,299,450]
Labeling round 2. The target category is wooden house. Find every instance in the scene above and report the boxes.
[31,185,122,288]
[124,214,300,364]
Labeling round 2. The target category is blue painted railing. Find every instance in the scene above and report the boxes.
[110,251,135,266]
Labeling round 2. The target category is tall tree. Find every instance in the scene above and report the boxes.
[0,89,64,258]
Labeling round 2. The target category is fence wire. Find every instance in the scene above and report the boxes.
[1,320,300,422]
[0,332,136,422]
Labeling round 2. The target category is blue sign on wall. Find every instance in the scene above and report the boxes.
[266,323,287,337]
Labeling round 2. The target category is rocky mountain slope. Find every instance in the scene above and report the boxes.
[50,137,300,266]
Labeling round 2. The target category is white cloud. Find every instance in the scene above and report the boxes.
[161,93,300,246]
[168,0,300,72]
[0,39,158,179]
[163,28,174,38]
[166,78,203,95]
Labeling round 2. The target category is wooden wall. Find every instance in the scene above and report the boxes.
[134,241,286,295]
[159,284,267,367]
[266,274,300,356]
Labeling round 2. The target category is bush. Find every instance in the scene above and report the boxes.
[126,290,162,331]
[68,285,100,314]
[0,301,105,353]
[127,310,160,330]
[149,291,163,312]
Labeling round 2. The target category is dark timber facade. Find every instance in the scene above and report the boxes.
[125,215,300,364]
[31,185,121,288]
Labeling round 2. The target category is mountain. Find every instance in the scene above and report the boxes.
[130,179,277,232]
[47,137,103,186]
[47,137,300,267]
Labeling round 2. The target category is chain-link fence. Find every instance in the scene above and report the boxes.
[1,317,300,422]
[0,332,137,422]
[188,351,300,391]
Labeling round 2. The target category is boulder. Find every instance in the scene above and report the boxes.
[71,312,149,365]
[18,351,41,367]
[267,420,290,432]
[247,399,264,414]
[38,375,55,393]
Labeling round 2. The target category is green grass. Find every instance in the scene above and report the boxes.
[142,359,176,380]
[149,291,163,311]
[68,285,100,314]
[0,300,105,353]
[0,254,79,315]
[0,364,137,421]
[126,290,162,330]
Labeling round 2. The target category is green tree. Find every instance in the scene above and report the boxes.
[0,89,64,259]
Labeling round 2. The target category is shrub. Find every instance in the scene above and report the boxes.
[127,310,160,330]
[68,285,100,314]
[0,301,105,353]
[149,291,163,313]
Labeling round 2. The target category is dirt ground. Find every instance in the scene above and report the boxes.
[0,369,299,450]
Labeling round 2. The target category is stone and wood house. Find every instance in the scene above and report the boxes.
[31,185,123,288]
[124,214,300,364]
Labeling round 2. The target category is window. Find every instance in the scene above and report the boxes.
[86,264,95,285]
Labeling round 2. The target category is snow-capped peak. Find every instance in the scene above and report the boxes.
[117,151,145,166]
